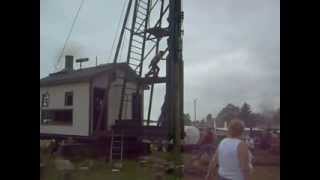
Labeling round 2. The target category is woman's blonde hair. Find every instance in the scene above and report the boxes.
[228,119,245,137]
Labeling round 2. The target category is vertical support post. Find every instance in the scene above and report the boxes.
[147,0,165,126]
[167,0,183,177]
[147,85,154,126]
[179,60,184,138]
[137,0,152,78]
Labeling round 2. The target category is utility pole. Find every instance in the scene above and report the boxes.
[193,99,197,122]
[168,0,184,178]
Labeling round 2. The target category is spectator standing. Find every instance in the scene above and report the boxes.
[205,119,253,180]
[192,128,215,161]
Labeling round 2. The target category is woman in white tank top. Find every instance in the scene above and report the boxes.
[205,119,252,180]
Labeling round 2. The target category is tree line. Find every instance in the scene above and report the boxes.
[183,102,280,128]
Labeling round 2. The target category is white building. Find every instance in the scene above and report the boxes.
[40,56,142,138]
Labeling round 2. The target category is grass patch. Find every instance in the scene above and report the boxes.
[41,158,155,180]
[40,149,177,180]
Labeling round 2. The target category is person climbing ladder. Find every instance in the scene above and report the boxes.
[145,50,167,78]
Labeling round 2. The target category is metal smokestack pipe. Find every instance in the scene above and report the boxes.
[65,55,74,71]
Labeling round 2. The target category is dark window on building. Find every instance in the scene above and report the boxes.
[41,93,49,107]
[41,109,73,126]
[65,91,73,106]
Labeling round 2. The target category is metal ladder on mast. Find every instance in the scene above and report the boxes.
[118,0,152,121]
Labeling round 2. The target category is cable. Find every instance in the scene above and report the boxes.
[119,29,127,62]
[107,0,128,62]
[55,0,86,71]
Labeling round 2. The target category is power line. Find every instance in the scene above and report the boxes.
[107,0,128,62]
[55,0,86,71]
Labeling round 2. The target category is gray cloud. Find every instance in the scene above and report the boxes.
[41,0,280,120]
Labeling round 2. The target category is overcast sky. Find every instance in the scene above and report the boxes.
[40,0,280,120]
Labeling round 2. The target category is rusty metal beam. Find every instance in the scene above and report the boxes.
[139,77,166,85]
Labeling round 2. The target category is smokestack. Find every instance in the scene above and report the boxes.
[65,55,74,71]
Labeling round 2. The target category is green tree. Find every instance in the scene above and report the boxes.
[240,102,255,128]
[183,113,192,126]
[216,104,240,127]
[201,118,205,124]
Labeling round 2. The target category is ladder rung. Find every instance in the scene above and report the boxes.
[138,2,148,8]
[135,17,144,23]
[130,56,141,62]
[112,151,122,153]
[135,28,144,35]
[147,38,157,43]
[129,63,139,67]
[136,16,145,22]
[112,137,122,139]
[132,45,142,50]
[134,27,144,33]
[112,143,121,146]
[135,28,144,34]
[131,51,142,56]
[137,10,147,16]
[113,134,123,137]
[135,21,144,27]
[139,0,148,5]
[135,20,144,27]
[134,29,144,34]
[112,148,121,151]
[134,32,145,38]
[138,5,148,11]
[136,16,145,23]
[134,64,140,69]
[132,39,143,44]
[125,27,132,32]
[125,26,143,34]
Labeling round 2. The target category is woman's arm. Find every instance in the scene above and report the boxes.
[238,142,250,180]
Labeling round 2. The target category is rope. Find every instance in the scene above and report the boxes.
[107,0,128,62]
[55,0,86,71]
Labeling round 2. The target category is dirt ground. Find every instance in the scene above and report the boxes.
[183,166,280,180]
[182,149,280,180]
[40,143,279,180]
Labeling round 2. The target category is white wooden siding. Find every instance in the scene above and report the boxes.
[40,82,90,136]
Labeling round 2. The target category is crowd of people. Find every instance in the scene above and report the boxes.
[189,119,280,180]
